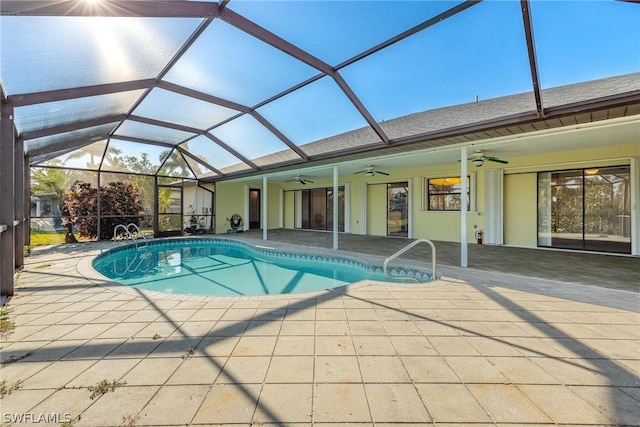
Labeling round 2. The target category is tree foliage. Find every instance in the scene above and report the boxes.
[30,165,69,197]
[59,180,144,240]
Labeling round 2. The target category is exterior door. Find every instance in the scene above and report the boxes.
[387,182,408,237]
[249,189,260,230]
[157,184,183,237]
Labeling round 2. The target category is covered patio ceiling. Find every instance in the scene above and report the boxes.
[1,0,639,183]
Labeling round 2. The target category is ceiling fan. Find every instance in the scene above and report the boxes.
[354,165,389,177]
[285,175,314,185]
[467,150,509,167]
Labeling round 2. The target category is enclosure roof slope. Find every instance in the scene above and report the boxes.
[1,0,639,180]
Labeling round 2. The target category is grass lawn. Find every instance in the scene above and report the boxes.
[29,230,66,246]
[29,231,92,247]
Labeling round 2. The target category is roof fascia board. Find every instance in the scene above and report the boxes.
[20,114,126,141]
[10,79,156,107]
[543,90,640,116]
[1,1,220,18]
[520,0,544,118]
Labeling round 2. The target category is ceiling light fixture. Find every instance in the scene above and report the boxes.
[470,158,484,167]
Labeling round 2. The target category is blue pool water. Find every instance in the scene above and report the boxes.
[92,239,429,296]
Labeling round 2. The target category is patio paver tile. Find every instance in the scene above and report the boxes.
[315,356,362,383]
[400,355,459,383]
[192,383,261,425]
[265,355,314,383]
[28,388,95,424]
[0,388,57,418]
[231,335,277,356]
[18,359,96,389]
[76,385,159,427]
[315,335,356,355]
[313,384,372,423]
[467,383,552,423]
[165,356,226,385]
[66,358,139,387]
[568,385,640,425]
[216,356,271,384]
[136,384,209,426]
[416,383,492,423]
[358,356,411,383]
[274,335,315,355]
[365,383,431,423]
[443,356,507,383]
[119,357,183,386]
[518,384,614,424]
[252,383,313,423]
[146,337,202,358]
[197,335,240,356]
[390,336,437,355]
[352,335,396,356]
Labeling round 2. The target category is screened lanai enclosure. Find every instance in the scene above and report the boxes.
[1,0,639,296]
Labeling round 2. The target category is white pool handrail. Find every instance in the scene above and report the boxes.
[126,223,148,248]
[113,223,147,250]
[383,238,436,282]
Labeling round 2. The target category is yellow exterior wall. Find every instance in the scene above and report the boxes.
[504,173,537,247]
[215,181,246,233]
[366,183,387,236]
[283,190,295,229]
[266,183,280,229]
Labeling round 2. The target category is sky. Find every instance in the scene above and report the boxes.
[1,0,639,172]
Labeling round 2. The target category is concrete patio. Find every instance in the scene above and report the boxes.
[1,233,639,426]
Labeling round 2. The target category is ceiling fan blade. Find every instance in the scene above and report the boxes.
[306,179,314,183]
[354,170,366,174]
[486,157,509,164]
[375,170,389,176]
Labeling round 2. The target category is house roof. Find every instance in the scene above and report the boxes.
[1,1,639,182]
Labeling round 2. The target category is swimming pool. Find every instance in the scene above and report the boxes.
[92,238,430,296]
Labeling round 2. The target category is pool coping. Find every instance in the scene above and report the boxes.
[78,236,450,302]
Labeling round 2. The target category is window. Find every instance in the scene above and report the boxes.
[426,176,471,211]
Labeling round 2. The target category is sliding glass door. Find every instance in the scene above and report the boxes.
[537,166,631,253]
[294,187,344,231]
